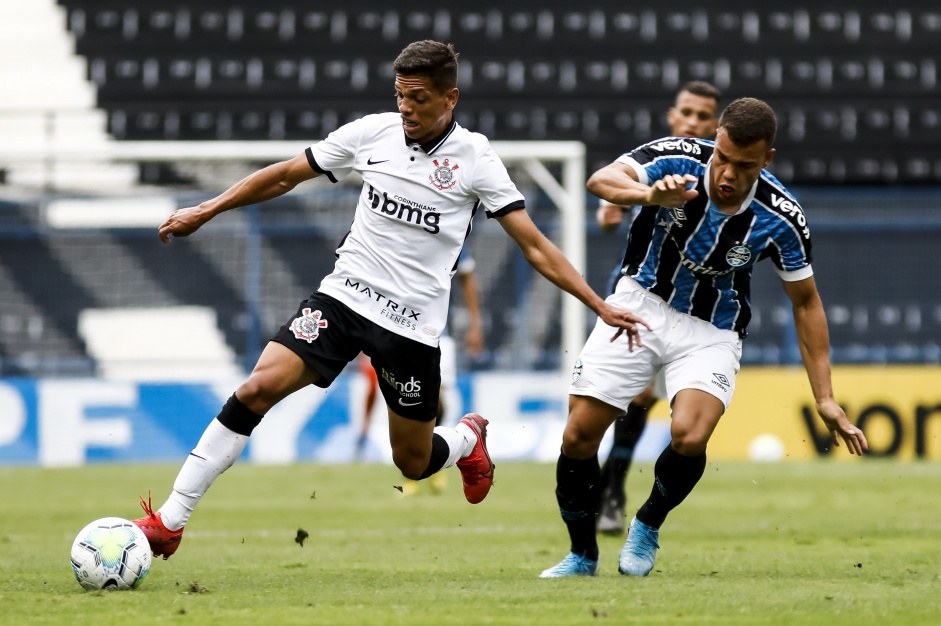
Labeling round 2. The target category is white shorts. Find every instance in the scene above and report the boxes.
[570,277,742,412]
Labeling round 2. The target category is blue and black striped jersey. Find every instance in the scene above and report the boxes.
[617,137,813,337]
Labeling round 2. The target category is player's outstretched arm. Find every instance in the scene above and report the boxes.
[157,154,319,243]
[496,209,651,350]
[587,162,698,209]
[782,276,868,456]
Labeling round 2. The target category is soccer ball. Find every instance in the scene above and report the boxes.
[70,517,152,591]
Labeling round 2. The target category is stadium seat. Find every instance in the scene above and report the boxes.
[78,306,242,380]
[47,1,941,185]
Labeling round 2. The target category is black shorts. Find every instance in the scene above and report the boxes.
[271,292,441,421]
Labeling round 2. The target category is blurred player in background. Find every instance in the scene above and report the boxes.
[132,39,647,560]
[541,98,868,579]
[357,244,484,496]
[596,81,721,535]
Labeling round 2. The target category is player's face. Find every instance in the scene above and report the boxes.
[709,128,775,208]
[667,91,718,139]
[394,75,458,145]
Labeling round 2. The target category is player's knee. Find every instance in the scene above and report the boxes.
[561,422,602,459]
[670,429,708,456]
[391,449,426,480]
[235,378,275,415]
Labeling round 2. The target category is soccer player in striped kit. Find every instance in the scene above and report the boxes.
[541,97,868,578]
[595,81,721,535]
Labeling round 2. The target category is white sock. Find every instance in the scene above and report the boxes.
[158,418,248,531]
[433,422,478,471]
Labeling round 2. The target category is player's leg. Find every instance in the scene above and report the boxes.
[135,293,359,559]
[135,342,321,558]
[540,394,622,578]
[542,281,660,578]
[429,335,459,493]
[355,353,379,459]
[371,329,493,504]
[619,389,721,576]
[598,383,658,534]
[386,405,491,502]
[620,324,740,577]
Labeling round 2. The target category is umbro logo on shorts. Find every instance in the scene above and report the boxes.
[711,373,730,391]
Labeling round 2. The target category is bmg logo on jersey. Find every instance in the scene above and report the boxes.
[381,367,422,399]
[366,185,440,234]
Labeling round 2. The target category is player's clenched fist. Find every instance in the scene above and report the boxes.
[158,206,209,243]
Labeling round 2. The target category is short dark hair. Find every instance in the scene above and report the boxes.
[678,80,721,103]
[393,40,459,93]
[718,97,777,147]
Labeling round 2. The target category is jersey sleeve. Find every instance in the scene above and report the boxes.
[617,137,706,186]
[470,141,526,218]
[305,118,365,183]
[767,201,814,281]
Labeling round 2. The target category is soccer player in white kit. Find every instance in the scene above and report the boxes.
[540,98,868,579]
[132,40,648,560]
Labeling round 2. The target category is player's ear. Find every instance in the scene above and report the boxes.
[446,87,459,110]
[763,148,776,169]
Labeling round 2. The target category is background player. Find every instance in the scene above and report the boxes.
[131,39,648,560]
[541,97,868,579]
[595,81,721,535]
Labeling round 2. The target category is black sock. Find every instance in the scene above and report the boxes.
[555,451,601,561]
[216,394,264,436]
[418,433,450,479]
[636,445,706,529]
[600,402,650,498]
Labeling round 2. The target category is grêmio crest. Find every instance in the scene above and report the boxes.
[429,158,459,190]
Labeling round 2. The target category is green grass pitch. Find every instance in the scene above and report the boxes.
[1,460,939,625]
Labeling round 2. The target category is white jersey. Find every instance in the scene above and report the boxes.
[306,112,524,347]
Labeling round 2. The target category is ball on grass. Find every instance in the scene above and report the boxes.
[748,433,785,462]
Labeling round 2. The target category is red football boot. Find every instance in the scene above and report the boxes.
[455,413,495,504]
[132,491,183,560]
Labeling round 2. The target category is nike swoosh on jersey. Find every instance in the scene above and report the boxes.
[398,398,421,407]
[367,157,389,165]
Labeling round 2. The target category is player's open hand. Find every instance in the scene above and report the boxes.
[647,173,699,208]
[816,398,868,456]
[597,303,651,352]
[158,206,209,243]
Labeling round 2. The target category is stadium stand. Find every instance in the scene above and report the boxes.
[0,0,135,188]
[52,1,941,183]
[78,306,241,380]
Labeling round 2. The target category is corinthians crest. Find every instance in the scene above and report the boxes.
[290,308,328,343]
[429,158,459,190]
